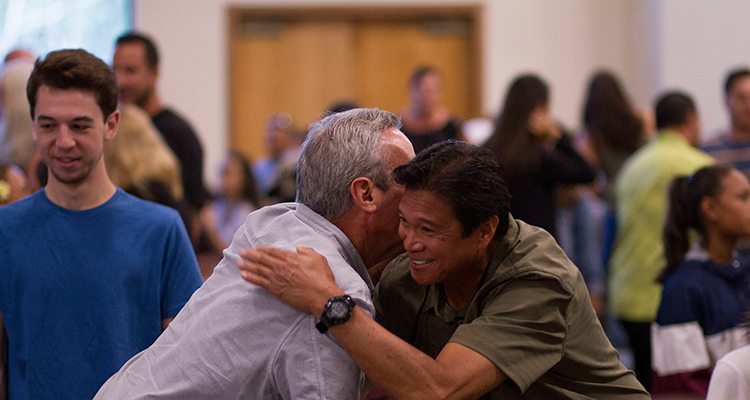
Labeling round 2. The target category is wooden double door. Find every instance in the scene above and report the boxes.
[229,6,482,161]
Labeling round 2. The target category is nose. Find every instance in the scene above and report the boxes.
[56,126,75,149]
[401,228,424,252]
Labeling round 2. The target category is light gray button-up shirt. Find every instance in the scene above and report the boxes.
[95,203,375,399]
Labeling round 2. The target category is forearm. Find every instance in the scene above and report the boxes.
[237,247,504,399]
[328,307,503,400]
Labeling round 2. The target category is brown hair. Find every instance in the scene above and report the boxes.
[26,49,118,122]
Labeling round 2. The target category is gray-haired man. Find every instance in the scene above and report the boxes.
[95,108,415,399]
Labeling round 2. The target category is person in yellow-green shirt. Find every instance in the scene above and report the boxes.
[609,91,714,392]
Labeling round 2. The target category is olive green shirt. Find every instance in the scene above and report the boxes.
[374,217,649,399]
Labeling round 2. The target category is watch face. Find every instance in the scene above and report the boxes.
[329,301,349,318]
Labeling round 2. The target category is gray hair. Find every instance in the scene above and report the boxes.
[296,108,401,220]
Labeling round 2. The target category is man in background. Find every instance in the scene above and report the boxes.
[703,68,750,177]
[0,49,202,399]
[113,32,210,211]
[609,91,714,392]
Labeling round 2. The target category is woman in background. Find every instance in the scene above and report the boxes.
[652,164,750,397]
[200,150,259,254]
[104,104,193,237]
[582,71,648,190]
[484,74,596,237]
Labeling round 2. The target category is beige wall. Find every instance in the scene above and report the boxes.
[135,0,748,188]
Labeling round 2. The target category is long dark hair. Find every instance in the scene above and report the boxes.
[659,164,733,283]
[583,71,644,155]
[484,74,548,178]
[228,150,260,207]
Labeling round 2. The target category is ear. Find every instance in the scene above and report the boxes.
[700,196,718,222]
[350,177,377,213]
[475,215,499,248]
[104,110,120,142]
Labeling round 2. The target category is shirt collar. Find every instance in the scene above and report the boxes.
[421,214,520,316]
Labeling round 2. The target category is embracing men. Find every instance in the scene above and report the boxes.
[240,140,650,399]
[101,108,648,399]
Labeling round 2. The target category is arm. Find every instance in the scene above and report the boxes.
[161,317,174,331]
[542,134,597,185]
[239,246,507,400]
[652,282,712,394]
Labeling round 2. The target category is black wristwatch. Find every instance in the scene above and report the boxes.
[315,295,356,334]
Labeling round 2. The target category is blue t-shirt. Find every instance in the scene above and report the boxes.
[0,188,203,399]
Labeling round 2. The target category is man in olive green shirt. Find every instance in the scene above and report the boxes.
[609,91,714,391]
[240,141,649,399]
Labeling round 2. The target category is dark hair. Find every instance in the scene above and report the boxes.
[484,74,548,178]
[393,141,511,239]
[724,68,750,97]
[228,150,260,207]
[659,164,733,283]
[583,71,644,155]
[26,49,118,121]
[409,65,440,88]
[116,32,159,70]
[655,91,695,130]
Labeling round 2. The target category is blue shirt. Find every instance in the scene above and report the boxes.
[0,188,203,400]
[653,246,750,379]
[702,132,750,179]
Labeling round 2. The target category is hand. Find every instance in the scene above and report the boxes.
[527,107,560,140]
[238,245,345,317]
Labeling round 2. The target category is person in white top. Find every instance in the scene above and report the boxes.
[707,338,750,399]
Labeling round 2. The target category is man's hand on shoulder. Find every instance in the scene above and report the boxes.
[238,245,344,318]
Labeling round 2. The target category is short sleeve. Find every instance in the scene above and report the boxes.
[450,277,569,392]
[652,280,710,376]
[160,217,203,319]
[655,279,702,326]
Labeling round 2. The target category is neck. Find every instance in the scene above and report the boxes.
[44,163,117,210]
[444,239,498,311]
[332,212,400,269]
[703,232,737,265]
[142,92,164,117]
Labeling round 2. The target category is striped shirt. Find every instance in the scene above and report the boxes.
[702,131,750,178]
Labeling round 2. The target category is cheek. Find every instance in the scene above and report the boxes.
[398,224,406,241]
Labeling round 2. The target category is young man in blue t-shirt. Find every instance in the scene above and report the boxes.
[0,49,203,399]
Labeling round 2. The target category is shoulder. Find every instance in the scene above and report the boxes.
[152,109,198,136]
[110,189,183,226]
[716,345,750,370]
[661,260,705,294]
[0,190,44,230]
[498,221,579,292]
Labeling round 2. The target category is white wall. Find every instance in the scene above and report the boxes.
[136,0,749,188]
[657,0,750,137]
